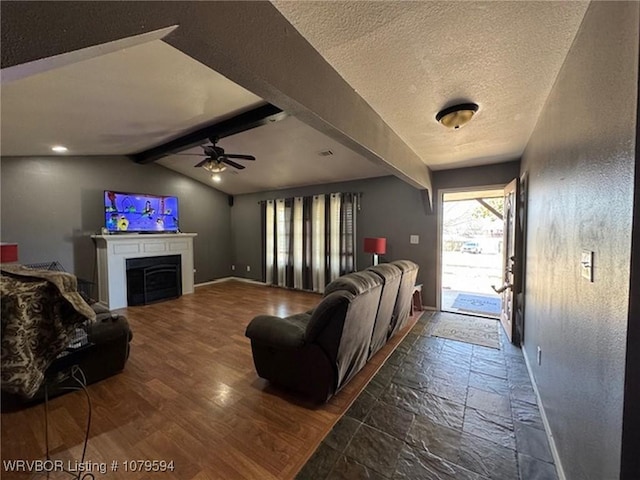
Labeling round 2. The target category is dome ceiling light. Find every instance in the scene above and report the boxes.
[436,103,479,129]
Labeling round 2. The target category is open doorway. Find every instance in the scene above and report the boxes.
[439,189,504,318]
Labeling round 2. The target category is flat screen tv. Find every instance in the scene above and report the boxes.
[104,191,179,233]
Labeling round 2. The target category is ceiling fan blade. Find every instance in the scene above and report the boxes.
[225,154,256,161]
[222,158,246,170]
[175,153,207,156]
[194,158,211,168]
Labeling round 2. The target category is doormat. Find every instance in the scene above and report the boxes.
[451,293,501,316]
[428,312,500,349]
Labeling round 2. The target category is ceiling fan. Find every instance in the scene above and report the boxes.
[176,137,256,173]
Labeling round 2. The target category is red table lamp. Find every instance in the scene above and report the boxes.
[0,243,18,263]
[364,237,386,266]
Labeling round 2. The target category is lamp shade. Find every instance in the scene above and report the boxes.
[364,237,386,255]
[0,243,18,263]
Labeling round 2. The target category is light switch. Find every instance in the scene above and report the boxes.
[581,250,593,282]
[410,235,419,245]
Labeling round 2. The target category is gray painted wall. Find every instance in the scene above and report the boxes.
[519,2,638,479]
[231,167,520,307]
[0,156,231,286]
[432,161,521,201]
[0,155,521,310]
[230,175,437,299]
[231,165,520,308]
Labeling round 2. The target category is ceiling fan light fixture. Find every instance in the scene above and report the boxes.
[211,174,222,183]
[51,145,68,153]
[436,103,479,129]
[203,161,227,173]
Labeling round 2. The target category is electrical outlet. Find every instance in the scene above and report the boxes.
[231,265,235,271]
[537,346,542,366]
[410,235,419,244]
[246,265,251,272]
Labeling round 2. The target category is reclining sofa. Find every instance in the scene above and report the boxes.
[245,260,419,403]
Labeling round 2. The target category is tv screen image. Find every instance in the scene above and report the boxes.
[104,191,179,233]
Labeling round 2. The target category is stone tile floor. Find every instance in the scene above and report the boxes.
[297,312,558,480]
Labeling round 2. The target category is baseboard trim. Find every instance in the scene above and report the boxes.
[422,305,437,311]
[195,276,267,288]
[195,277,232,287]
[521,345,566,480]
[96,301,110,310]
[232,277,267,285]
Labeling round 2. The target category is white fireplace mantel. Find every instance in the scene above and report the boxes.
[92,233,197,310]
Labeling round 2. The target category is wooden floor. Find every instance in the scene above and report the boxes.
[1,280,418,479]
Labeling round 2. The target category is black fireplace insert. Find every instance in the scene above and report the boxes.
[126,255,182,306]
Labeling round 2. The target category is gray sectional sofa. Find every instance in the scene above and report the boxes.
[245,260,419,403]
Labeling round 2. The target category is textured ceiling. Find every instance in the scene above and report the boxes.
[272,1,590,170]
[0,40,264,156]
[157,116,390,195]
[0,29,390,194]
[0,1,591,194]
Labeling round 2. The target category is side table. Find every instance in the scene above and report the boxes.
[411,284,424,316]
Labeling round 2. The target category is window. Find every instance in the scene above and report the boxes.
[262,192,358,292]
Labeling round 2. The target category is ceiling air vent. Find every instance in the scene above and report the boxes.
[318,150,334,157]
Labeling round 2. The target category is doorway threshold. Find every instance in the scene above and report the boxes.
[442,289,501,319]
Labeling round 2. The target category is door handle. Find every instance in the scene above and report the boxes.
[492,283,513,294]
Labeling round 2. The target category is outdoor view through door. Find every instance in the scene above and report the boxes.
[441,189,504,318]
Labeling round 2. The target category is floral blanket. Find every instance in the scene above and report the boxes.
[1,265,96,398]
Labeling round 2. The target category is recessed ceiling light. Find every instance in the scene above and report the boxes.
[211,174,222,183]
[51,145,68,153]
[436,103,479,129]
